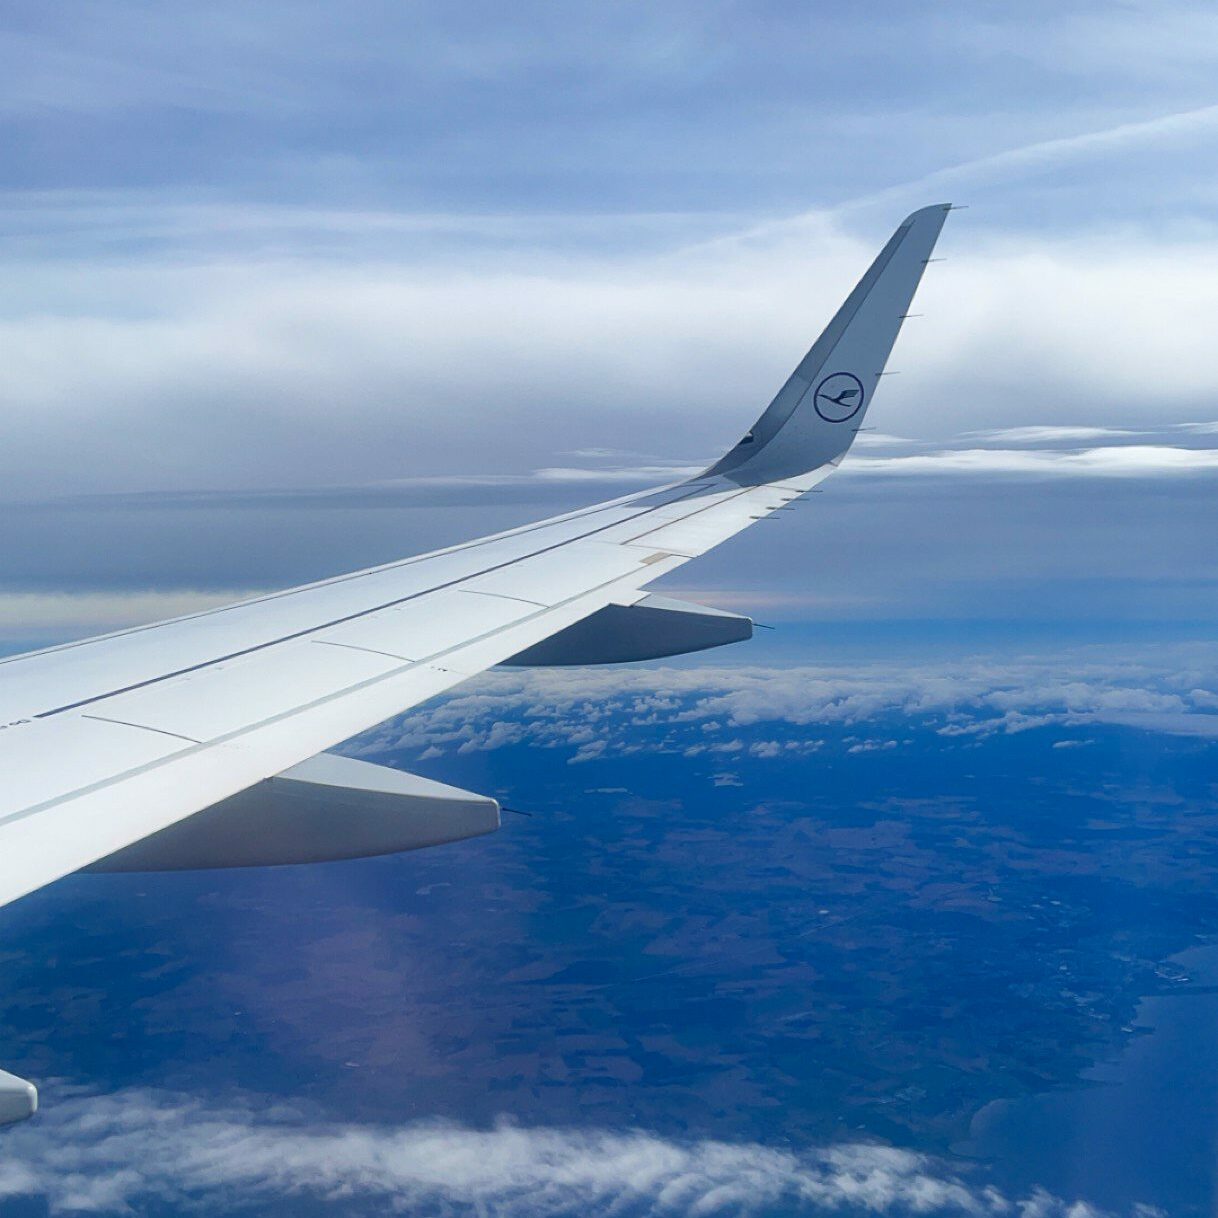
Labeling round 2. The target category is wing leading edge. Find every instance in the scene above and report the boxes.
[0,205,951,1120]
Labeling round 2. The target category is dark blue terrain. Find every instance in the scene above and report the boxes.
[2,652,1217,1214]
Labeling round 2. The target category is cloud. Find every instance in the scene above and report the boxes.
[533,463,704,483]
[0,1088,1107,1218]
[348,647,1218,764]
[863,101,1218,209]
[6,196,1218,508]
[62,466,699,507]
[747,739,823,758]
[1093,712,1218,739]
[962,426,1141,445]
[11,1,1218,232]
[0,589,264,644]
[846,739,900,754]
[845,445,1218,479]
[852,432,925,448]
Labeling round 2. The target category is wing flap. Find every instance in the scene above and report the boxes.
[316,588,534,659]
[88,639,404,743]
[462,539,659,605]
[0,715,190,820]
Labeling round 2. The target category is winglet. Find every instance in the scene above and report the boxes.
[706,204,951,485]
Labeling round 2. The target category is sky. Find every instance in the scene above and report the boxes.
[0,0,1217,646]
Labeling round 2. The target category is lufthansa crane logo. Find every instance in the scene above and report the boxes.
[813,372,865,423]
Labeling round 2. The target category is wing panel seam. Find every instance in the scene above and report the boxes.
[311,639,416,662]
[79,714,202,744]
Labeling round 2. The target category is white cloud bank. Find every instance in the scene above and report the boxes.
[349,648,1218,762]
[845,444,1218,479]
[0,1089,1108,1218]
[5,200,1218,502]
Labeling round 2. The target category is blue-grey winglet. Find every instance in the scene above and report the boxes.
[706,204,951,485]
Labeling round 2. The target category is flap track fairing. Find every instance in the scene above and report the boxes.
[89,754,499,872]
[502,594,752,666]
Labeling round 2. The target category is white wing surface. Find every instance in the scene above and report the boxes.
[0,206,949,1115]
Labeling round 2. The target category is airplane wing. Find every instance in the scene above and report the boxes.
[0,205,950,1122]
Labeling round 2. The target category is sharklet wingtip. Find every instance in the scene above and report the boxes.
[703,205,951,487]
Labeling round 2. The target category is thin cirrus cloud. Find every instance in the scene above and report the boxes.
[961,426,1143,444]
[845,444,1218,478]
[849,101,1218,214]
[9,0,1218,219]
[0,1088,1104,1218]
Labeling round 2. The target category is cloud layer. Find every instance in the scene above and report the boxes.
[347,646,1218,766]
[0,1089,1105,1218]
[7,221,1218,504]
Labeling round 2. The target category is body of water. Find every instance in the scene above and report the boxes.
[964,945,1218,1215]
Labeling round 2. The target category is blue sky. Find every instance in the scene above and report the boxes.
[1,0,1217,644]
